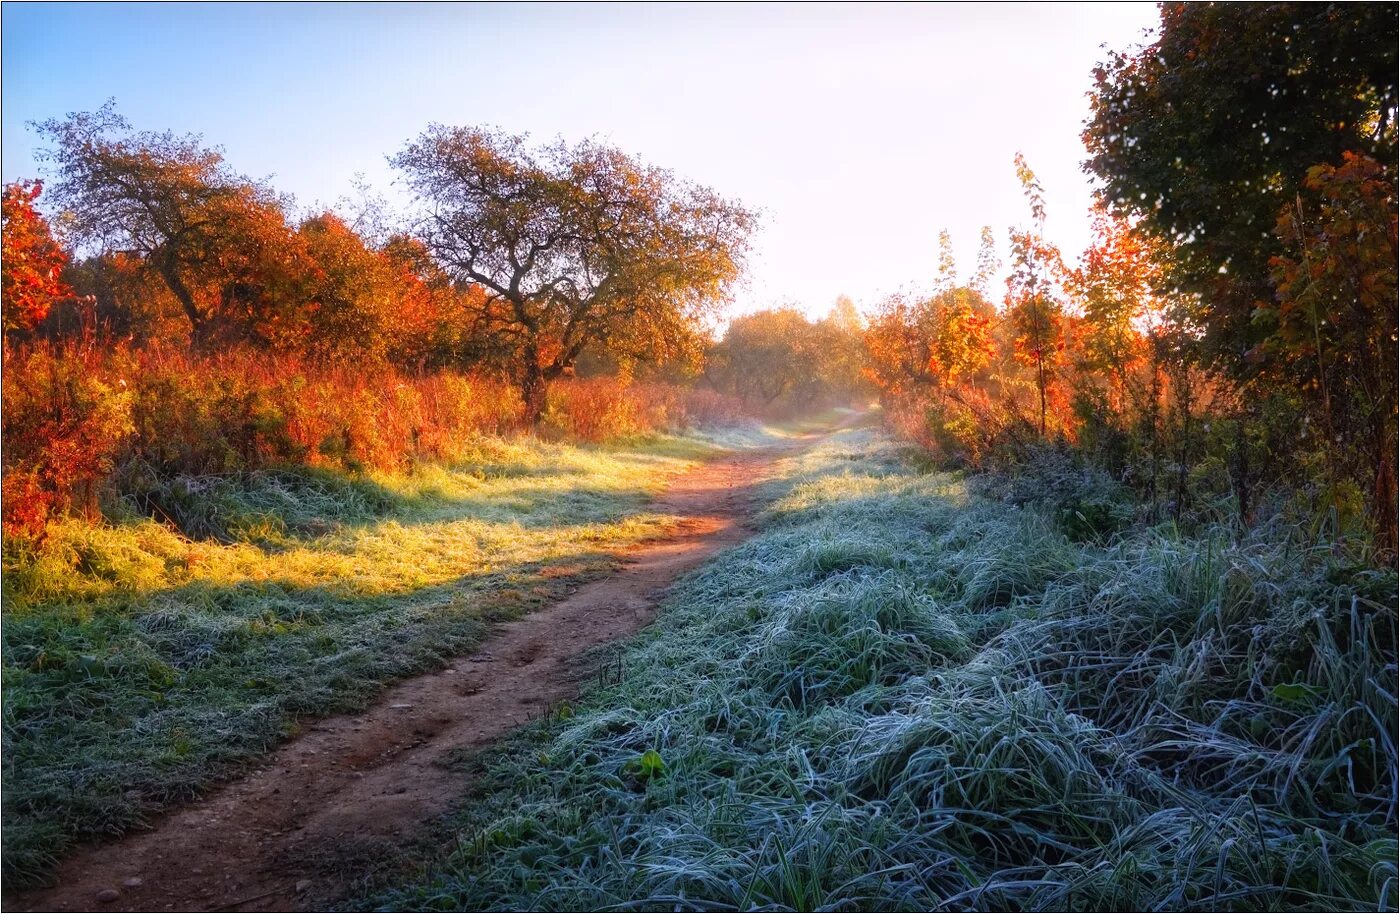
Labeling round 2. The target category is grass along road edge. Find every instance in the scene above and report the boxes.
[1,422,801,888]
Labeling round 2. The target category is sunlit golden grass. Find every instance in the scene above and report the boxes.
[0,426,775,885]
[6,434,730,610]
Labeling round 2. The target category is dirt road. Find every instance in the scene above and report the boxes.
[11,435,814,912]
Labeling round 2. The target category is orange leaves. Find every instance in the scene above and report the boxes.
[2,180,73,334]
[1266,151,1397,372]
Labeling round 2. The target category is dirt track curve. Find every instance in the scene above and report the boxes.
[12,434,819,913]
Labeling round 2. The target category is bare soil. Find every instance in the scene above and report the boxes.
[10,437,810,913]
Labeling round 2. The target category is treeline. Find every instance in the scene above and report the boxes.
[864,3,1397,554]
[0,104,868,540]
[1,107,779,539]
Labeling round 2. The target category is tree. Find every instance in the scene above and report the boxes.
[392,127,754,423]
[935,230,956,293]
[970,225,999,298]
[1086,3,1399,545]
[1083,2,1398,362]
[863,287,996,397]
[34,102,308,348]
[1268,153,1398,547]
[379,233,492,370]
[1005,154,1066,435]
[707,308,825,408]
[1068,208,1159,408]
[2,180,73,334]
[296,212,405,364]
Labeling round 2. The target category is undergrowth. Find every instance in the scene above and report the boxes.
[0,426,766,886]
[371,428,1398,912]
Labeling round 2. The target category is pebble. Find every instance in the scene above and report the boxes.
[296,879,313,893]
[96,889,120,903]
[123,877,143,888]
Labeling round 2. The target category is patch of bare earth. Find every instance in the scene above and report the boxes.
[11,436,814,913]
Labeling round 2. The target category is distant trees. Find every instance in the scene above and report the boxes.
[392,127,754,423]
[705,302,868,414]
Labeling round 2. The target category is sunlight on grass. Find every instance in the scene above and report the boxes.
[0,425,781,885]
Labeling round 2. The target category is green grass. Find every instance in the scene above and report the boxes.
[0,426,779,886]
[370,428,1398,912]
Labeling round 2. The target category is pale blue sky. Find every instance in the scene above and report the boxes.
[2,2,1158,317]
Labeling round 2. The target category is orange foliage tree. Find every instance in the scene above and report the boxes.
[1005,155,1067,435]
[34,103,312,349]
[393,127,754,423]
[2,180,73,333]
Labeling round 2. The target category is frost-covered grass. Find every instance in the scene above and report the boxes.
[1,427,781,886]
[374,428,1398,912]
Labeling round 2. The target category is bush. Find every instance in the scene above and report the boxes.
[1,340,753,538]
[1,341,133,538]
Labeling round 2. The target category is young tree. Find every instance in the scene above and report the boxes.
[1269,153,1398,547]
[1005,154,1066,435]
[1069,208,1159,408]
[34,103,306,348]
[392,127,754,423]
[935,229,957,293]
[2,180,73,334]
[970,225,999,298]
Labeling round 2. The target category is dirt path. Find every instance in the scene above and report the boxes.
[12,435,815,913]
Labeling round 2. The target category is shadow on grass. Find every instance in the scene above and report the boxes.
[0,541,621,888]
[118,462,673,547]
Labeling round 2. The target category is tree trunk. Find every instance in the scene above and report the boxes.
[1036,353,1047,436]
[521,363,549,427]
[1373,415,1397,555]
[155,260,211,350]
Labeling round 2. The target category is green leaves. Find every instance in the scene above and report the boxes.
[626,748,667,782]
[1271,682,1323,706]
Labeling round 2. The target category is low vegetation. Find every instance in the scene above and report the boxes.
[373,428,1397,911]
[1,425,764,884]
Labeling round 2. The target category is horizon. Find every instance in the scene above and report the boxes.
[2,1,1158,318]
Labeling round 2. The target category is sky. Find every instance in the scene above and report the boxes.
[2,2,1159,319]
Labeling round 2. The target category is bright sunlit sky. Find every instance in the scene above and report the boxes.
[2,2,1158,319]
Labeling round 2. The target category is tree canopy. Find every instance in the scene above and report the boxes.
[1083,2,1398,361]
[2,180,73,334]
[392,127,754,421]
[34,102,306,348]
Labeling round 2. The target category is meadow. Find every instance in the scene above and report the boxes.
[372,428,1398,911]
[2,5,1394,909]
[2,423,766,884]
